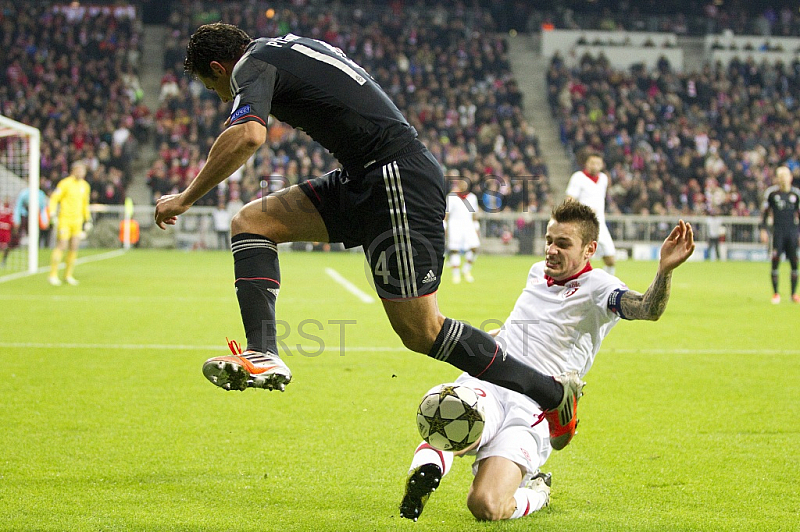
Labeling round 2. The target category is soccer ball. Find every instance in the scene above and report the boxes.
[416,383,485,451]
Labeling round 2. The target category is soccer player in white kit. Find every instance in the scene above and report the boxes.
[566,150,617,275]
[400,200,695,522]
[445,179,481,283]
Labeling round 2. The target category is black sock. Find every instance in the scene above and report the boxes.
[791,269,798,295]
[772,269,779,294]
[428,318,563,409]
[231,233,280,354]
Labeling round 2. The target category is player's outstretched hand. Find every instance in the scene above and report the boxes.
[154,194,190,230]
[659,220,695,273]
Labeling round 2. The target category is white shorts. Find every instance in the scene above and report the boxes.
[447,223,480,252]
[597,222,616,258]
[455,374,551,480]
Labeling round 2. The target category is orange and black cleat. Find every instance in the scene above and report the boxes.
[534,371,585,451]
[202,339,292,392]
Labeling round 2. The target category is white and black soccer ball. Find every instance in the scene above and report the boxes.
[416,383,485,452]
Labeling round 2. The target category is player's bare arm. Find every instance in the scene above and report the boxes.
[619,220,695,321]
[154,121,266,229]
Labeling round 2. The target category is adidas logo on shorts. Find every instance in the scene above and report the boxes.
[422,270,437,284]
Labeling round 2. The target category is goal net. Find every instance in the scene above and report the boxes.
[0,115,41,276]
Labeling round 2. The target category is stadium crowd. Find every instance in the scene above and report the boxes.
[148,1,549,218]
[532,1,800,37]
[548,51,800,218]
[0,2,147,204]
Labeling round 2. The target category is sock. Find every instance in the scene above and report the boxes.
[428,318,563,409]
[464,250,475,270]
[449,253,461,269]
[791,269,798,295]
[65,250,77,278]
[50,248,63,277]
[605,264,615,276]
[510,485,549,519]
[771,269,779,294]
[409,442,453,476]
[231,233,280,354]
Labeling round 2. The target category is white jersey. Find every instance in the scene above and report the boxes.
[446,192,478,225]
[446,192,480,251]
[495,261,627,379]
[566,170,609,222]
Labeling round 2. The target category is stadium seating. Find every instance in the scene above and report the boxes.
[0,3,146,203]
[151,1,548,213]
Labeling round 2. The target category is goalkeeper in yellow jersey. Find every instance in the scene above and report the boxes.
[48,161,91,286]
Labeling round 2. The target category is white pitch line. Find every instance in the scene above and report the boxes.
[1,342,799,356]
[0,249,127,283]
[324,267,375,303]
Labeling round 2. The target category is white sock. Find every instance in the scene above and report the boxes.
[605,265,615,276]
[449,253,461,269]
[409,442,453,476]
[464,250,475,266]
[510,486,548,519]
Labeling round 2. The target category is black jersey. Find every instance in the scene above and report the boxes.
[762,185,800,233]
[227,34,417,173]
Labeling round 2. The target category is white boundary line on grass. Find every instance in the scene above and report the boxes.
[2,342,800,356]
[0,249,127,283]
[324,267,375,303]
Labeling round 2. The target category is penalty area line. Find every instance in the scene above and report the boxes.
[324,267,375,303]
[0,249,127,284]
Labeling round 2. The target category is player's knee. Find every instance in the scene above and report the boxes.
[466,491,507,521]
[231,208,274,239]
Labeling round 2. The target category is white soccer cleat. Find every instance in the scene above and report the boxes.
[65,276,79,286]
[202,339,292,392]
[48,276,62,286]
[523,472,552,507]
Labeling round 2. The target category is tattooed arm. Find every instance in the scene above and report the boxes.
[618,220,695,322]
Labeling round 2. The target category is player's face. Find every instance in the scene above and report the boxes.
[776,167,793,190]
[584,155,604,175]
[544,220,596,280]
[198,71,234,103]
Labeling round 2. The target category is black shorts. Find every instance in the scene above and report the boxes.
[299,141,446,300]
[771,230,799,260]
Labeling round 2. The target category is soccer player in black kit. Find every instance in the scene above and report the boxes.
[760,166,800,304]
[154,23,582,449]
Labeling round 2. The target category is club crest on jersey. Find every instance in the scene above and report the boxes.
[230,105,251,122]
[562,281,581,298]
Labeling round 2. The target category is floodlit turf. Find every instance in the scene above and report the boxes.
[1,249,798,531]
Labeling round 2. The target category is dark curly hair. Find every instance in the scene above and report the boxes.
[552,199,600,246]
[184,23,252,79]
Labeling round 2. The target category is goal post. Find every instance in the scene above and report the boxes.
[0,115,41,274]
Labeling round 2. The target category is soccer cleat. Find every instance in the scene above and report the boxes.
[65,276,79,286]
[399,463,442,521]
[463,271,474,283]
[523,471,552,508]
[792,294,800,304]
[48,276,62,286]
[533,371,585,451]
[452,270,461,284]
[202,339,292,392]
[771,293,781,304]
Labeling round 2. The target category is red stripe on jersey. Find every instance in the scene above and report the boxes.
[583,171,600,184]
[230,115,267,126]
[524,499,531,516]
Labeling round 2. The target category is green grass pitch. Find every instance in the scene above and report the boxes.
[1,250,798,531]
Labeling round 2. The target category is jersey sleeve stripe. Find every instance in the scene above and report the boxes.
[290,43,367,85]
